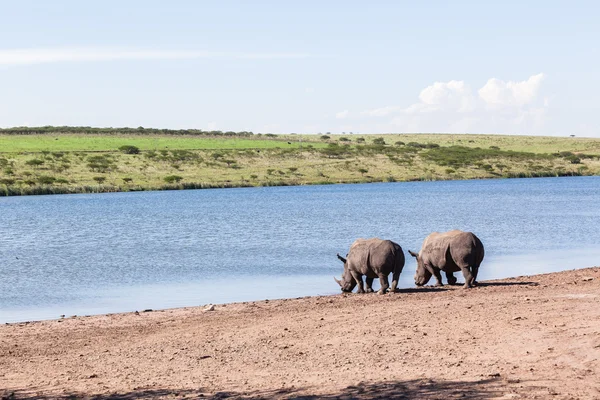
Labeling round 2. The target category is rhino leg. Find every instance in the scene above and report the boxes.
[365,277,375,293]
[432,268,444,287]
[350,271,365,293]
[445,271,458,285]
[471,265,480,286]
[390,273,400,293]
[377,274,390,295]
[461,267,474,289]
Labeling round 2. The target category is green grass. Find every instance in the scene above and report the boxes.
[326,133,600,155]
[0,135,325,152]
[1,129,599,196]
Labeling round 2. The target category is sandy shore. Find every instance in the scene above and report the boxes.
[2,267,600,399]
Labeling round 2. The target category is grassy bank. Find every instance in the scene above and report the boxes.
[1,128,599,196]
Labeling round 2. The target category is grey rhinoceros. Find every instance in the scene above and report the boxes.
[334,238,405,294]
[408,230,484,289]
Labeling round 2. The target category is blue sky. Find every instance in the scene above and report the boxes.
[1,1,598,136]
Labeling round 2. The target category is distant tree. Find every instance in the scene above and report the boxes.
[358,168,368,175]
[93,176,106,184]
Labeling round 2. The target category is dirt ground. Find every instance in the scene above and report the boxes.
[1,267,600,399]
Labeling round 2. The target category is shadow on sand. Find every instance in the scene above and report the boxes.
[4,377,509,399]
[476,281,538,287]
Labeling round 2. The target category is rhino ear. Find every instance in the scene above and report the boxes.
[408,250,419,258]
[336,253,347,263]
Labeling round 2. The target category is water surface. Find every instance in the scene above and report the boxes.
[1,177,599,323]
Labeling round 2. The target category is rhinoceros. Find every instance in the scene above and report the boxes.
[408,230,484,289]
[334,238,405,294]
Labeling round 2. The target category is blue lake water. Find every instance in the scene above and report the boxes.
[1,176,600,323]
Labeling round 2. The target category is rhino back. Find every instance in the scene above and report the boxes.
[421,230,483,270]
[347,238,403,277]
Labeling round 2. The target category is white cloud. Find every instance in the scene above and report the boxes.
[417,80,476,113]
[335,110,349,119]
[478,73,545,107]
[0,47,312,66]
[357,73,549,134]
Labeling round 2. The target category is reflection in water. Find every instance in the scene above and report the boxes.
[1,176,599,323]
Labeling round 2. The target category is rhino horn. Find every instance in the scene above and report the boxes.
[408,250,419,258]
[334,277,342,286]
[336,253,347,263]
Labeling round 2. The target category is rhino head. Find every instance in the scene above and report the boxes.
[334,253,357,293]
[408,250,432,286]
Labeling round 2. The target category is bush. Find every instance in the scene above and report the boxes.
[423,145,548,168]
[339,137,351,142]
[25,159,45,167]
[87,155,115,172]
[320,135,331,140]
[164,175,183,183]
[93,176,106,184]
[373,138,386,145]
[170,150,200,162]
[321,143,350,158]
[0,178,15,185]
[37,175,56,184]
[118,145,140,154]
[395,141,405,146]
